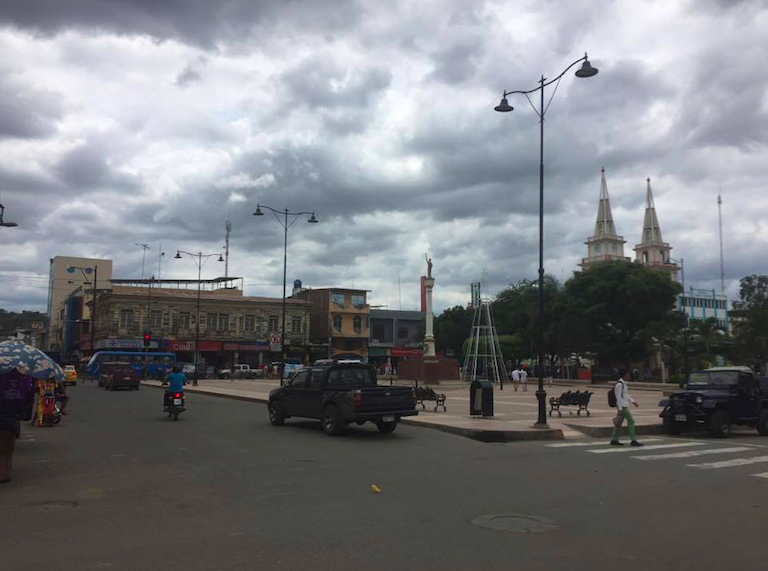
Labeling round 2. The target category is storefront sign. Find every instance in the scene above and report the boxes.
[222,342,270,352]
[169,340,222,352]
[368,347,390,356]
[391,346,423,357]
[95,338,160,350]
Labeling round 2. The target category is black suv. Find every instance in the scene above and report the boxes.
[659,366,768,437]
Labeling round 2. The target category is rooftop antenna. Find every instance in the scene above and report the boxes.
[135,243,150,279]
[398,267,402,310]
[717,191,725,293]
[224,219,232,278]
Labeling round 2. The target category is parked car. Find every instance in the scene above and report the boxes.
[268,362,418,436]
[63,365,78,386]
[283,358,303,377]
[99,361,141,391]
[220,364,259,379]
[659,366,768,437]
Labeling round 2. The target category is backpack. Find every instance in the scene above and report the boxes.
[607,381,622,408]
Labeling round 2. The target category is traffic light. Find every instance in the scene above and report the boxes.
[143,331,151,348]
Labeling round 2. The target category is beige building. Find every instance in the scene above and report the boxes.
[580,168,630,270]
[46,256,112,350]
[295,287,370,359]
[90,280,310,369]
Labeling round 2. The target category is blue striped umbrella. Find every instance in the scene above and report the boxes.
[0,341,65,381]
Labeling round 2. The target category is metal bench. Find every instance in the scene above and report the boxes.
[549,390,592,417]
[414,385,447,412]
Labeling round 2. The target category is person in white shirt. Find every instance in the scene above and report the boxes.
[519,367,528,392]
[611,368,643,447]
[511,367,521,391]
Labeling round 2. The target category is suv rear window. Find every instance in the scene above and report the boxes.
[327,367,375,387]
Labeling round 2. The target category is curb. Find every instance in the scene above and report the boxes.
[141,382,565,443]
[564,422,666,438]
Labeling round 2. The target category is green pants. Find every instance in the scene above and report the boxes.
[611,407,636,441]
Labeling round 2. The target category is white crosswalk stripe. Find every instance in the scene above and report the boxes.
[687,455,768,470]
[751,472,768,479]
[589,442,705,454]
[547,438,665,448]
[632,446,753,460]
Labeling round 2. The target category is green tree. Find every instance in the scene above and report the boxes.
[689,317,727,368]
[732,275,768,371]
[560,261,682,367]
[434,305,473,361]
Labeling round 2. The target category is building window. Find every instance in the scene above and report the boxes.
[207,313,217,331]
[244,315,256,332]
[353,315,362,334]
[292,316,302,333]
[268,316,279,332]
[397,327,408,340]
[373,321,385,341]
[119,310,133,328]
[150,311,163,329]
[178,312,191,330]
[333,315,342,332]
[331,293,345,307]
[218,313,229,331]
[351,294,365,308]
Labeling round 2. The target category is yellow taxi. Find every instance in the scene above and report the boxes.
[64,365,78,386]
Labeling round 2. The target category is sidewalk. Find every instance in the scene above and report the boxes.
[143,378,666,442]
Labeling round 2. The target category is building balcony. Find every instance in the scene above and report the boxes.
[330,301,370,314]
[580,254,631,266]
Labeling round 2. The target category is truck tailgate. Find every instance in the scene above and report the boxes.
[359,387,414,412]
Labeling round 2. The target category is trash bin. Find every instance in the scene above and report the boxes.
[470,379,494,417]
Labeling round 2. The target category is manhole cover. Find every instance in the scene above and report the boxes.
[24,500,79,511]
[471,514,558,534]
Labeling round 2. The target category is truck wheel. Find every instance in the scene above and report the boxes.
[322,405,343,436]
[222,373,230,380]
[376,420,398,434]
[663,417,683,435]
[757,409,768,436]
[268,402,285,426]
[708,410,732,438]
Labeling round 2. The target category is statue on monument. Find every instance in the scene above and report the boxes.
[425,254,433,278]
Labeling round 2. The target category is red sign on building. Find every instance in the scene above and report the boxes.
[222,342,270,352]
[391,347,424,357]
[169,340,222,352]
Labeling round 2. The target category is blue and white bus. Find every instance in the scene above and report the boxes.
[87,351,177,379]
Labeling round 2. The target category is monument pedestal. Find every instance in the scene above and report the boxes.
[398,354,460,385]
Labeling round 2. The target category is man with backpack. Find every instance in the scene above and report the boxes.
[609,368,643,447]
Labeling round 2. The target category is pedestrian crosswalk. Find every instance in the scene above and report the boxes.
[546,438,768,480]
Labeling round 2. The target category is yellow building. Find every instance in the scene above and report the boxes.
[296,288,370,359]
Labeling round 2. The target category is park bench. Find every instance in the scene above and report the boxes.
[414,385,447,412]
[549,390,592,417]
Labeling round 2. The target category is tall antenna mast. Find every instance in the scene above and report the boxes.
[157,243,165,278]
[717,193,725,293]
[224,220,232,278]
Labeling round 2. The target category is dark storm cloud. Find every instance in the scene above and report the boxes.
[0,0,364,49]
[56,140,141,192]
[0,72,62,140]
[175,60,205,87]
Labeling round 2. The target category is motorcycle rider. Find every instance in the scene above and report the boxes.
[164,366,187,409]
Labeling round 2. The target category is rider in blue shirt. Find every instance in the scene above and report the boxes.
[166,368,187,392]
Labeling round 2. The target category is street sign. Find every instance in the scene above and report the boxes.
[269,333,281,345]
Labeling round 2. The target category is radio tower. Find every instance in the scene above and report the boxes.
[224,220,232,278]
[717,194,725,293]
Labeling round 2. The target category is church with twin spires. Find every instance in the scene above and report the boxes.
[580,168,679,281]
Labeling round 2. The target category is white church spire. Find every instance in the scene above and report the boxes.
[634,177,679,280]
[580,168,629,271]
[640,177,663,243]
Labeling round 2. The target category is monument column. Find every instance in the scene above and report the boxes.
[423,276,436,357]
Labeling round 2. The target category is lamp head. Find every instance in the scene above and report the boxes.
[575,54,598,78]
[494,97,514,113]
[174,251,182,259]
[217,254,224,262]
[253,205,264,216]
[308,212,318,224]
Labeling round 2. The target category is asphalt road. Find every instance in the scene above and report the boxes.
[2,382,767,571]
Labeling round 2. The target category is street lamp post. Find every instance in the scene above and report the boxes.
[494,52,599,428]
[670,257,689,385]
[253,204,318,386]
[174,250,224,386]
[0,203,18,228]
[67,265,98,364]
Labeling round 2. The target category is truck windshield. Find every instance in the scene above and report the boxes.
[328,367,375,387]
[688,371,739,387]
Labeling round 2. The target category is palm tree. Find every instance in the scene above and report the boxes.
[690,318,726,367]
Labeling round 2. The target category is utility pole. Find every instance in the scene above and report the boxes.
[718,194,725,293]
[91,266,98,360]
[224,220,232,278]
[158,244,165,278]
[145,277,152,380]
[136,243,150,279]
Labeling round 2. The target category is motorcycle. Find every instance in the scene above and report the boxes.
[163,391,186,421]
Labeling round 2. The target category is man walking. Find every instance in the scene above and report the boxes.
[520,366,528,392]
[611,368,643,447]
[511,366,520,391]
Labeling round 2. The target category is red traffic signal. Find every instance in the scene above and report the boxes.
[143,331,151,348]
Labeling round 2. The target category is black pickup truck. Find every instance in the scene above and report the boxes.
[659,366,768,437]
[267,363,418,435]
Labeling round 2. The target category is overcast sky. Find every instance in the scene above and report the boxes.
[1,0,766,314]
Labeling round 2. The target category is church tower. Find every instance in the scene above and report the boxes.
[634,178,679,280]
[580,168,630,270]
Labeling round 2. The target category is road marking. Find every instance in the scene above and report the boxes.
[632,446,753,460]
[752,472,768,479]
[589,442,705,454]
[687,455,768,470]
[547,438,664,448]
